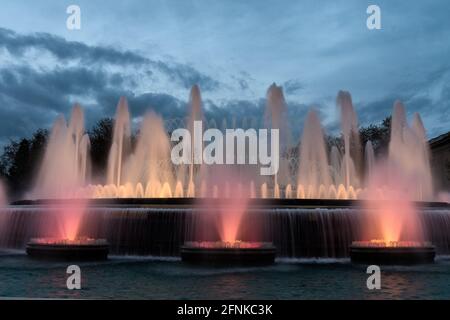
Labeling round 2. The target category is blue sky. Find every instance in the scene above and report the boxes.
[0,0,449,145]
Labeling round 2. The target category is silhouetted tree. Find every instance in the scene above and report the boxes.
[0,129,48,199]
[88,118,113,179]
[359,116,391,156]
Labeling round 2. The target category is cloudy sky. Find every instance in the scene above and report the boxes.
[0,0,449,146]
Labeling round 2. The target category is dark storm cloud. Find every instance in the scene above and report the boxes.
[0,65,121,113]
[358,93,450,139]
[0,28,147,66]
[155,61,219,91]
[0,29,312,141]
[95,89,187,121]
[357,96,398,125]
[283,79,303,95]
[0,92,55,146]
[0,28,219,91]
[0,27,226,144]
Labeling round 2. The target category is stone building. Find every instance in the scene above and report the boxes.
[429,131,450,192]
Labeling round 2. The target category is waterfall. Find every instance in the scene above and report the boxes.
[2,206,449,258]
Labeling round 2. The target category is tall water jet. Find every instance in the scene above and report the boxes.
[411,112,434,200]
[0,180,7,206]
[31,104,91,199]
[364,141,375,185]
[123,112,174,197]
[297,110,331,197]
[179,85,206,193]
[389,101,433,200]
[107,97,131,187]
[265,84,292,187]
[337,91,361,189]
[330,146,342,186]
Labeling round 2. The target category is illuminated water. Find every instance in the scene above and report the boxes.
[29,85,435,203]
[1,251,450,299]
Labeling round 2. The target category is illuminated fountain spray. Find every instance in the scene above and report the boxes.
[265,84,291,193]
[389,101,433,201]
[186,85,205,196]
[31,104,90,199]
[364,141,375,184]
[23,104,104,258]
[29,85,437,203]
[297,110,332,199]
[337,90,361,190]
[122,112,174,198]
[107,97,131,187]
[350,101,436,264]
[357,101,434,243]
[182,167,276,265]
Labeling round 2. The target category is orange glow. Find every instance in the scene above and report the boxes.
[363,162,424,243]
[218,196,247,242]
[185,241,269,249]
[198,168,251,243]
[29,237,106,245]
[377,197,415,242]
[352,240,432,248]
[58,199,87,240]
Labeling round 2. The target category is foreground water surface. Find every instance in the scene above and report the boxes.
[1,250,450,299]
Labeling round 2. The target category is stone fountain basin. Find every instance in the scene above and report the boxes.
[349,243,436,265]
[11,198,450,209]
[26,238,109,261]
[180,242,276,266]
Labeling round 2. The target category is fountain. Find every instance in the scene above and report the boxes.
[18,105,108,261]
[0,83,448,263]
[348,103,438,264]
[179,168,277,265]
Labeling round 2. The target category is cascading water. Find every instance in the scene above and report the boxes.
[2,205,450,258]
